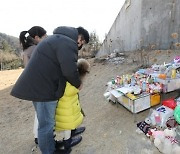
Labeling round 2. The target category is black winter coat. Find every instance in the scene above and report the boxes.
[11,26,81,102]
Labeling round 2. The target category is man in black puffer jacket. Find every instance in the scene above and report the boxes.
[11,26,89,154]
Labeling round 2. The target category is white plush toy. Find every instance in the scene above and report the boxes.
[153,128,180,154]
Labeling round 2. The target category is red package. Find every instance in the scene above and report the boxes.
[162,98,177,110]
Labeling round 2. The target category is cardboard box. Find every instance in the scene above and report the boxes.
[118,93,150,113]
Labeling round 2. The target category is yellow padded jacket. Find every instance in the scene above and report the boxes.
[55,82,83,131]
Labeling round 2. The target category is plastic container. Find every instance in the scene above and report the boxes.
[154,112,161,125]
[171,69,176,79]
[150,93,160,106]
[142,81,146,92]
[111,78,115,84]
[158,74,166,79]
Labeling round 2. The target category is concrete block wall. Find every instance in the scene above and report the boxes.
[97,0,180,57]
[141,0,180,49]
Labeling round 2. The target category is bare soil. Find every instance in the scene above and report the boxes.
[1,50,180,154]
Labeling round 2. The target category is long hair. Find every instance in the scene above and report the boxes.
[19,26,46,50]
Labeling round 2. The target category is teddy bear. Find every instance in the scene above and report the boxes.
[153,128,180,154]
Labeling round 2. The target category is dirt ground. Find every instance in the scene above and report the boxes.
[1,50,180,154]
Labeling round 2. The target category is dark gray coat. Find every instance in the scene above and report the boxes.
[11,26,81,101]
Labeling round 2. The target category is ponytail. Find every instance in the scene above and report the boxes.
[19,31,34,50]
[19,26,47,50]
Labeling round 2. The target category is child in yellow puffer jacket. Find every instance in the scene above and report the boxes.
[55,58,90,150]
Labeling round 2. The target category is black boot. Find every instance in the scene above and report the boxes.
[55,139,64,149]
[54,148,71,154]
[63,136,82,149]
[34,138,38,145]
[71,127,86,137]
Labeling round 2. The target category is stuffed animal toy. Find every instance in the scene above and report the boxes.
[147,128,164,141]
[153,128,180,154]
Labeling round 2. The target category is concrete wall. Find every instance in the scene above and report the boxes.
[97,0,180,57]
[141,0,180,49]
